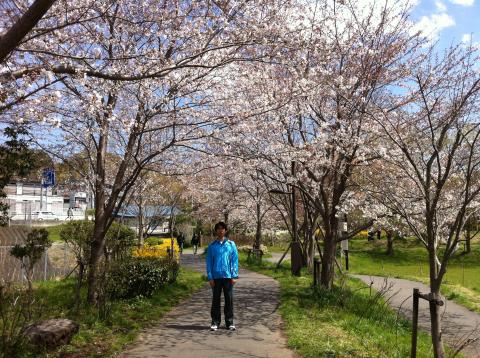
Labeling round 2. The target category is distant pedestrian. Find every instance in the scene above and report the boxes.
[191,233,200,255]
[206,221,238,331]
[176,233,185,254]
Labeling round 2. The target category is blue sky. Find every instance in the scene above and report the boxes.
[411,0,479,47]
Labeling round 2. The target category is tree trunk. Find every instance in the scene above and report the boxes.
[87,220,107,304]
[224,211,229,227]
[320,231,336,289]
[75,261,84,311]
[465,231,471,253]
[386,230,394,256]
[305,227,314,269]
[430,287,446,358]
[428,235,445,358]
[310,235,315,269]
[87,127,108,305]
[26,267,33,294]
[138,199,144,246]
[254,202,261,249]
[169,206,176,236]
[0,0,57,63]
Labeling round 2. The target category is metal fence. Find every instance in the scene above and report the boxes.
[0,242,75,283]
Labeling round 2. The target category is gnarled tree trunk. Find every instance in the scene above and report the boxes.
[320,227,337,289]
[465,231,471,254]
[386,230,394,256]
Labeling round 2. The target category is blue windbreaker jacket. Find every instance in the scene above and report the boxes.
[206,239,239,280]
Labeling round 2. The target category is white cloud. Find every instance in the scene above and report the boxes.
[460,33,480,49]
[462,33,472,42]
[449,0,474,6]
[412,13,455,40]
[435,1,447,11]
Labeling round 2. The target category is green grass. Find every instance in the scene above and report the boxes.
[11,268,205,357]
[265,244,290,253]
[240,254,445,358]
[35,224,64,242]
[347,237,480,312]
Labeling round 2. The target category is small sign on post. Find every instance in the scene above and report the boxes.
[42,168,56,188]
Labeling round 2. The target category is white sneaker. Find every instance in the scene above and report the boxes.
[210,324,218,331]
[228,325,236,331]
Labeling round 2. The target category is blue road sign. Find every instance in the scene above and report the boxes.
[42,168,55,188]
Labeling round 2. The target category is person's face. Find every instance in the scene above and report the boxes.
[216,227,226,239]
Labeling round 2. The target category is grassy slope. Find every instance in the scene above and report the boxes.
[347,237,480,312]
[240,254,443,358]
[35,224,64,242]
[29,268,205,357]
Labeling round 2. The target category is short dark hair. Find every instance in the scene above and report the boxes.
[214,221,227,231]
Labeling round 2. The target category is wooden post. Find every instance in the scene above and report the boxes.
[411,288,419,358]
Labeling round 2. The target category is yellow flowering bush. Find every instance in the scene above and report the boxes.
[132,238,180,261]
[358,230,370,237]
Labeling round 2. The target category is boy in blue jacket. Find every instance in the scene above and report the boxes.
[206,221,239,331]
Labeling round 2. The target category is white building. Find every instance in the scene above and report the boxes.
[4,182,87,221]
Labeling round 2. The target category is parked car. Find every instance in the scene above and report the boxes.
[32,211,60,221]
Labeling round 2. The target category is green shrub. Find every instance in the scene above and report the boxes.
[144,237,164,246]
[9,229,51,292]
[85,208,95,217]
[60,220,135,261]
[106,222,136,260]
[60,220,93,258]
[167,260,180,283]
[106,257,179,299]
[59,220,93,309]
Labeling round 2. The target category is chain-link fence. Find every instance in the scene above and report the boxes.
[0,225,76,283]
[0,242,75,283]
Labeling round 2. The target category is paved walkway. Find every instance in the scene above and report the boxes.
[353,275,480,358]
[121,252,296,358]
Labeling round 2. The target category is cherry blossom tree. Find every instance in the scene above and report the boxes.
[0,1,99,116]
[212,0,425,285]
[365,45,480,357]
[186,155,245,230]
[0,0,57,63]
[8,0,292,303]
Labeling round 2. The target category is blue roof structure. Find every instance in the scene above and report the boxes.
[116,205,181,219]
